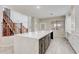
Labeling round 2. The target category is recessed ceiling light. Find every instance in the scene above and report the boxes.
[36,6,40,9]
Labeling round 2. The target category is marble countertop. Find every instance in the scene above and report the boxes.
[15,30,53,39]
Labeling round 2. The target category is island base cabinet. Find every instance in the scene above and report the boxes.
[14,37,39,54]
[14,31,52,54]
[45,35,49,51]
[39,34,51,54]
[39,38,45,54]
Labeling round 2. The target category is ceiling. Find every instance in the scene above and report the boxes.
[6,5,71,18]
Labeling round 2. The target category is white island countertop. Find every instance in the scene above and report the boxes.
[15,30,53,39]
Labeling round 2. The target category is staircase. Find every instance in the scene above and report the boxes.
[3,11,15,36]
[21,25,28,33]
[3,8,28,36]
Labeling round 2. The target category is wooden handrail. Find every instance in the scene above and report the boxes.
[3,13,15,33]
[3,11,13,26]
[21,25,28,33]
[13,23,22,34]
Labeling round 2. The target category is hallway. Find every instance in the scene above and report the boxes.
[46,37,76,54]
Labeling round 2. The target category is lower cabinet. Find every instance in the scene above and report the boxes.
[39,34,51,54]
[44,36,48,51]
[39,38,45,54]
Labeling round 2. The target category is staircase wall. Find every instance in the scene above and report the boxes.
[10,10,29,29]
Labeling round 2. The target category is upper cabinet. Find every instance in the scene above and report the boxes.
[65,6,75,34]
[75,6,79,34]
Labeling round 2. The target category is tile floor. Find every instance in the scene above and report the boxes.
[45,37,76,54]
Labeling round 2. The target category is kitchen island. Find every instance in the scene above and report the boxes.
[14,30,53,54]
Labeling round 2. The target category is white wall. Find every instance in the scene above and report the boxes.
[33,17,40,31]
[36,16,65,38]
[28,17,40,32]
[29,16,65,34]
[28,16,33,32]
[10,10,29,28]
[38,16,65,31]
